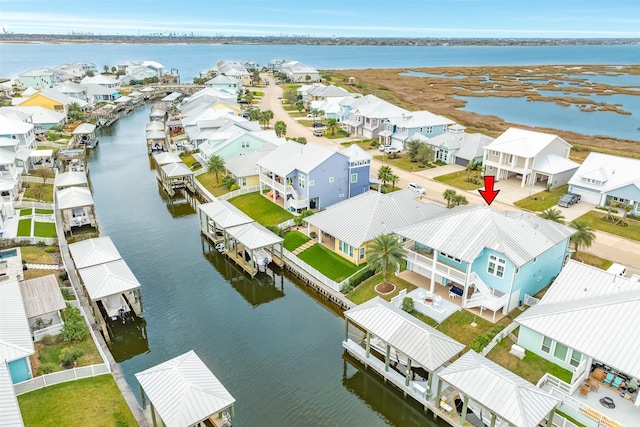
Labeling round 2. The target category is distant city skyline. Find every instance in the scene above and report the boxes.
[1,0,639,39]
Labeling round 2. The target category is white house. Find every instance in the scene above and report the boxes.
[80,75,120,90]
[386,110,455,151]
[280,61,320,83]
[483,127,579,188]
[423,124,495,166]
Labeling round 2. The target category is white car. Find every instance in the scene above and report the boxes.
[407,182,426,194]
[378,144,389,151]
[384,146,400,155]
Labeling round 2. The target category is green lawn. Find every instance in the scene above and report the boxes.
[228,192,294,227]
[18,375,136,427]
[195,173,231,197]
[370,184,402,193]
[23,183,54,202]
[340,140,377,150]
[373,154,434,172]
[436,309,513,350]
[34,222,57,238]
[17,218,32,236]
[575,252,612,270]
[347,273,417,305]
[283,230,310,251]
[36,336,103,373]
[35,209,54,214]
[513,185,569,211]
[324,130,350,139]
[180,153,198,168]
[20,246,55,264]
[433,170,484,190]
[298,244,364,282]
[573,211,640,242]
[20,209,32,216]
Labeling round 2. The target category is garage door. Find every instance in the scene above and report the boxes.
[570,186,600,204]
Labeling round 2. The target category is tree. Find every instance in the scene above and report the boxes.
[274,120,287,137]
[85,70,95,77]
[450,194,468,207]
[367,234,405,285]
[406,140,422,162]
[416,143,435,166]
[252,70,261,85]
[377,166,393,192]
[284,88,297,105]
[67,102,86,121]
[616,203,632,226]
[390,173,399,191]
[443,189,457,208]
[248,108,261,122]
[601,199,617,222]
[207,154,226,185]
[569,220,595,259]
[103,65,109,74]
[540,208,565,223]
[326,118,339,136]
[33,167,54,185]
[111,66,117,73]
[259,110,274,129]
[295,100,304,113]
[310,108,321,124]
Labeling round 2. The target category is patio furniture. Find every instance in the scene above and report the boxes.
[449,286,463,299]
[612,376,624,389]
[604,372,615,385]
[599,397,615,409]
[580,383,592,396]
[593,368,606,382]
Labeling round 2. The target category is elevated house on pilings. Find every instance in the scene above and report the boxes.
[72,123,98,148]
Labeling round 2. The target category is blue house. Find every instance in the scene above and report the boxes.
[257,141,371,212]
[0,278,35,384]
[396,206,575,321]
[384,110,455,151]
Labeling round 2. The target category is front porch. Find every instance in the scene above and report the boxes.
[259,172,309,213]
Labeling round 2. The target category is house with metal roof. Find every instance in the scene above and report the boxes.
[135,350,236,427]
[435,351,560,427]
[19,88,87,113]
[56,186,97,232]
[343,297,465,408]
[568,152,640,215]
[396,205,575,321]
[0,278,34,384]
[80,74,120,89]
[257,141,371,212]
[422,124,495,166]
[18,68,64,89]
[483,127,579,188]
[306,189,445,265]
[224,145,277,188]
[515,261,640,422]
[205,75,243,96]
[3,106,66,132]
[382,110,456,151]
[341,94,409,139]
[0,114,36,150]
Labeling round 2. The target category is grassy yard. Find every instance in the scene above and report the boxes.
[35,209,54,214]
[283,230,310,251]
[370,184,402,193]
[513,185,569,211]
[575,252,612,270]
[228,192,294,227]
[20,209,32,216]
[34,222,57,238]
[17,218,32,236]
[486,337,573,384]
[21,246,55,264]
[180,153,199,169]
[23,183,54,202]
[341,139,378,151]
[23,269,60,280]
[17,375,136,427]
[573,211,640,242]
[436,309,513,350]
[324,129,350,139]
[196,173,231,197]
[373,154,434,172]
[298,244,364,282]
[433,170,484,190]
[35,336,103,374]
[347,273,417,305]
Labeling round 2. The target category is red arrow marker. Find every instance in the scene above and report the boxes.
[478,176,500,205]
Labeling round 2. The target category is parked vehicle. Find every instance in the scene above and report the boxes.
[407,182,426,194]
[379,144,390,151]
[384,146,400,155]
[313,130,323,137]
[312,122,325,128]
[557,193,581,207]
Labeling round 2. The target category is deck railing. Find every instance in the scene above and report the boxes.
[404,248,466,282]
[283,248,342,292]
[14,364,111,396]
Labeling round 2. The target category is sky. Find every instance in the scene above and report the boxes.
[1,0,639,39]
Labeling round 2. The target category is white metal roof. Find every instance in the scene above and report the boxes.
[568,152,640,193]
[484,127,571,158]
[77,259,140,301]
[532,153,579,175]
[0,362,24,427]
[224,146,276,178]
[154,152,183,166]
[0,279,34,363]
[68,236,122,269]
[145,121,165,131]
[395,205,575,267]
[19,274,66,318]
[227,222,284,250]
[439,351,559,427]
[54,171,88,188]
[161,162,193,179]
[146,130,166,140]
[135,350,235,427]
[256,141,340,176]
[199,200,254,229]
[341,144,371,163]
[516,261,640,378]
[306,189,446,248]
[72,123,96,134]
[345,297,464,371]
[161,92,183,102]
[56,186,94,210]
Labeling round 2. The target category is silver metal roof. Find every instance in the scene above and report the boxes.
[516,262,640,378]
[345,297,464,371]
[439,351,560,427]
[135,350,235,427]
[257,141,339,176]
[153,152,182,166]
[484,127,570,158]
[145,121,165,131]
[77,259,140,301]
[54,171,88,188]
[0,362,24,427]
[227,222,284,251]
[146,130,166,140]
[56,186,94,210]
[0,279,34,363]
[396,205,575,267]
[69,236,122,269]
[307,189,445,248]
[72,123,96,134]
[19,274,66,318]
[161,162,193,179]
[198,200,253,229]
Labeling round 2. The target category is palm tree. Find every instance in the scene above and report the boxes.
[540,208,565,223]
[274,121,287,137]
[377,166,393,192]
[326,118,339,136]
[602,199,617,222]
[367,234,405,285]
[310,108,321,125]
[569,220,596,259]
[450,194,468,207]
[443,189,457,208]
[390,174,399,191]
[616,203,632,226]
[207,154,226,185]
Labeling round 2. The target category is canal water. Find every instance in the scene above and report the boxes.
[89,105,447,426]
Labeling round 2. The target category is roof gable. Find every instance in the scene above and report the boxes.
[485,127,570,158]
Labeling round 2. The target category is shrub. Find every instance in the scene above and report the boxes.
[401,297,415,313]
[59,347,84,366]
[40,334,60,346]
[59,271,68,281]
[37,363,57,375]
[59,287,72,300]
[36,240,46,247]
[309,231,317,239]
[44,246,57,253]
[341,282,354,294]
[61,304,89,342]
[347,268,375,289]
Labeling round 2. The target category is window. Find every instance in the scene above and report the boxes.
[554,342,568,361]
[491,150,499,156]
[569,350,582,367]
[541,336,552,353]
[487,254,506,278]
[351,173,357,183]
[241,141,250,148]
[339,240,354,257]
[440,252,461,263]
[359,247,365,260]
[426,126,433,133]
[240,177,247,186]
[329,176,334,183]
[298,174,305,189]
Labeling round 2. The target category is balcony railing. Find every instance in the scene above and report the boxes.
[404,248,466,283]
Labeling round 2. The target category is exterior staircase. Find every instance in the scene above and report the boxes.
[466,272,509,321]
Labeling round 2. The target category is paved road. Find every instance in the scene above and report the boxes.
[256,77,640,274]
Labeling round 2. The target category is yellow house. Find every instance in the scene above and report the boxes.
[306,189,446,265]
[224,146,277,189]
[19,89,87,114]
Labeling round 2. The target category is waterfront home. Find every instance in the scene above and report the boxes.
[205,75,243,96]
[280,61,321,82]
[72,123,98,147]
[514,261,640,424]
[19,274,66,341]
[3,106,66,133]
[224,145,277,188]
[483,127,579,188]
[0,113,36,150]
[18,88,87,114]
[343,297,465,407]
[83,83,121,106]
[18,68,64,89]
[53,170,88,190]
[257,141,371,212]
[17,147,55,172]
[383,111,455,151]
[55,61,98,80]
[568,152,640,214]
[267,58,286,72]
[216,60,252,86]
[117,60,165,77]
[53,81,88,102]
[80,74,120,90]
[341,95,409,139]
[195,125,284,163]
[396,205,575,321]
[305,189,445,265]
[422,124,495,166]
[120,66,160,85]
[0,278,35,383]
[435,351,560,427]
[0,149,22,216]
[56,186,97,231]
[135,350,236,427]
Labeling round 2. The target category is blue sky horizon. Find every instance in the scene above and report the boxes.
[1,0,639,39]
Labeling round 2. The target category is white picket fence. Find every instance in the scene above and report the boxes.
[14,201,54,210]
[12,236,58,245]
[217,186,261,201]
[283,248,342,292]
[33,323,65,342]
[14,364,111,396]
[479,322,520,356]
